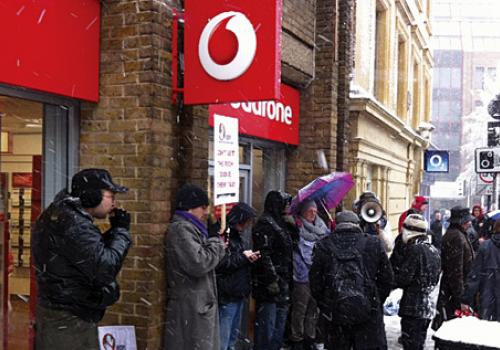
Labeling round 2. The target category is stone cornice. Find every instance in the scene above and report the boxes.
[349,95,428,148]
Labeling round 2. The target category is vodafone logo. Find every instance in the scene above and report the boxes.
[198,12,257,81]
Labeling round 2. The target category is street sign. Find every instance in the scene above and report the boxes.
[209,84,300,145]
[475,147,500,173]
[479,173,495,183]
[184,0,282,104]
[424,150,449,173]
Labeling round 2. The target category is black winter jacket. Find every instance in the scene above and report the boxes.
[252,191,295,303]
[32,190,132,322]
[394,236,441,319]
[432,224,474,329]
[462,234,500,321]
[216,228,251,303]
[310,226,394,349]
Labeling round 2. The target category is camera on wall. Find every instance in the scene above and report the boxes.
[475,147,500,173]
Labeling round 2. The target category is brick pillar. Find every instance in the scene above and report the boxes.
[80,1,180,349]
[176,105,209,189]
[287,0,339,193]
[336,0,356,172]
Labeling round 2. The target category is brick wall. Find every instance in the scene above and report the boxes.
[78,0,352,348]
[81,0,180,348]
[287,0,341,193]
[336,0,356,171]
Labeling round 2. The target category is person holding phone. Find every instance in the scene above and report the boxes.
[32,169,132,350]
[216,202,260,350]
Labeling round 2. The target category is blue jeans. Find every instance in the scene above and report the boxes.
[219,300,244,350]
[254,302,289,350]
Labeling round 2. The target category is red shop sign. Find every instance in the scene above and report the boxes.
[209,84,300,145]
[184,0,282,105]
[0,1,100,102]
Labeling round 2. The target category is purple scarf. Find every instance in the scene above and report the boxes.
[175,210,209,237]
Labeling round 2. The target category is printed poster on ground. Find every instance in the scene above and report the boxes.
[214,114,239,206]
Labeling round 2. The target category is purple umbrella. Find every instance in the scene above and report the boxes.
[290,172,355,214]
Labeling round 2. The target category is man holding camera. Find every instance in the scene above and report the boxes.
[32,169,132,350]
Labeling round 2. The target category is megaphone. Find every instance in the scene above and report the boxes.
[360,200,383,223]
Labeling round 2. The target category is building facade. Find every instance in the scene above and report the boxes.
[424,0,500,210]
[347,0,433,231]
[0,0,356,349]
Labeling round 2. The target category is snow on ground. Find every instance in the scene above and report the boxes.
[384,315,435,349]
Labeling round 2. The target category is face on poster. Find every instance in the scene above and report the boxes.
[214,115,239,206]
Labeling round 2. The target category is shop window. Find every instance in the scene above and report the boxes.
[1,96,42,350]
[0,88,79,350]
[208,137,286,215]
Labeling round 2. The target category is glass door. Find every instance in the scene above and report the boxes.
[0,86,79,350]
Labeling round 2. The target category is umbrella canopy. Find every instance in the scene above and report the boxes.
[290,172,355,214]
[486,210,500,221]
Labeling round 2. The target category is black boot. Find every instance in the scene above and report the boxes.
[290,341,304,350]
[303,338,315,350]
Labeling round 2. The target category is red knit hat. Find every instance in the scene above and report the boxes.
[411,196,429,211]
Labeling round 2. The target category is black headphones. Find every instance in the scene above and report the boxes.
[78,189,103,208]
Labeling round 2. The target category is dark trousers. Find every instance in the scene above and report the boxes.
[401,317,430,350]
[290,282,319,343]
[35,305,99,350]
[254,302,289,350]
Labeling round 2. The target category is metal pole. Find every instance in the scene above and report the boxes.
[493,173,498,210]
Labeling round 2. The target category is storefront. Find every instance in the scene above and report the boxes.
[0,85,80,349]
[0,1,99,348]
[0,0,350,348]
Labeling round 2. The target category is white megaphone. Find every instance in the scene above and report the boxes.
[360,200,383,223]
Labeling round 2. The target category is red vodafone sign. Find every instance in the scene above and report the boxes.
[209,84,300,145]
[184,0,282,105]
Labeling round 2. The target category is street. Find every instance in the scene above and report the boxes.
[385,315,435,349]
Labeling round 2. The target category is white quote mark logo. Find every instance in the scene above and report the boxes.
[198,12,257,81]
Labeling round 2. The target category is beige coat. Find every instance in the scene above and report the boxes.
[164,214,225,350]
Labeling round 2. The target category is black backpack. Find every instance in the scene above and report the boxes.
[330,236,375,325]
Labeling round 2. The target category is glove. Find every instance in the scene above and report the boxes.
[266,281,280,296]
[109,208,131,230]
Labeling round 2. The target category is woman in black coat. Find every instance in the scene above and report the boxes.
[462,219,500,321]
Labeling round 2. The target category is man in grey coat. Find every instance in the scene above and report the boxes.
[165,184,226,350]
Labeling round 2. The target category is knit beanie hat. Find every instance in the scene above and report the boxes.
[335,210,361,231]
[402,214,427,243]
[411,196,429,211]
[175,184,209,210]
